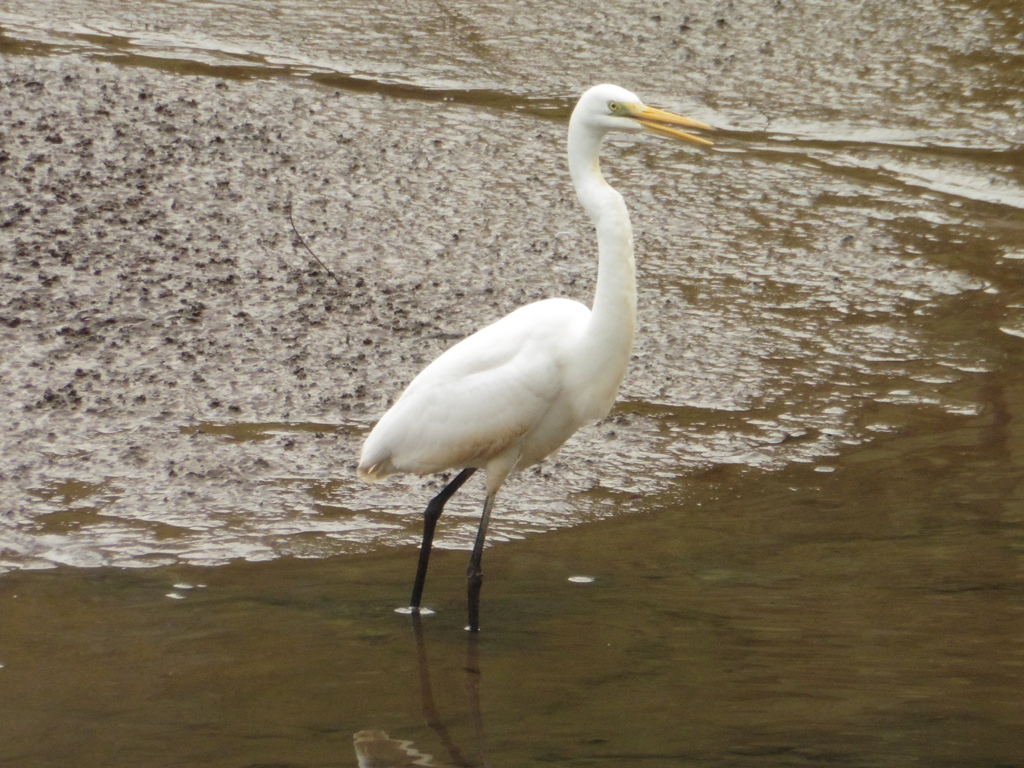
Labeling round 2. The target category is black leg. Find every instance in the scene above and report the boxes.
[466,492,496,632]
[410,467,476,610]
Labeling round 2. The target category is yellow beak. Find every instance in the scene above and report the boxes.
[626,103,714,147]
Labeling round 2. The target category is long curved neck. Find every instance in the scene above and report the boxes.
[566,116,638,412]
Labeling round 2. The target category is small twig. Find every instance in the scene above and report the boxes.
[286,196,344,289]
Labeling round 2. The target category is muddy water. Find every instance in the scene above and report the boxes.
[1,0,1023,765]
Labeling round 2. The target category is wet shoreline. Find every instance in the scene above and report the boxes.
[1,39,1019,570]
[0,51,708,568]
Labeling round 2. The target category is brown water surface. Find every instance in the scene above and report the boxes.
[1,419,1022,766]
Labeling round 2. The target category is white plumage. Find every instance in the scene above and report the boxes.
[360,298,602,491]
[357,84,712,631]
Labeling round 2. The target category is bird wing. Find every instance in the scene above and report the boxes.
[359,298,589,479]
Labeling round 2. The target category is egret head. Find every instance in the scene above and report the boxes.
[573,83,713,147]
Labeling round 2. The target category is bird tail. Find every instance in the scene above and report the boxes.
[356,458,391,482]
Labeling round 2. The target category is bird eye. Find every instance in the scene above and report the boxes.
[608,101,620,113]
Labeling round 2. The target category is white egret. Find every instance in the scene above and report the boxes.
[358,84,712,631]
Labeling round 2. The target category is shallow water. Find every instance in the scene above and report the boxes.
[1,0,1023,764]
[1,423,1021,766]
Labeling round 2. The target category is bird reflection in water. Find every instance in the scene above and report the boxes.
[353,730,435,767]
[353,615,488,767]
